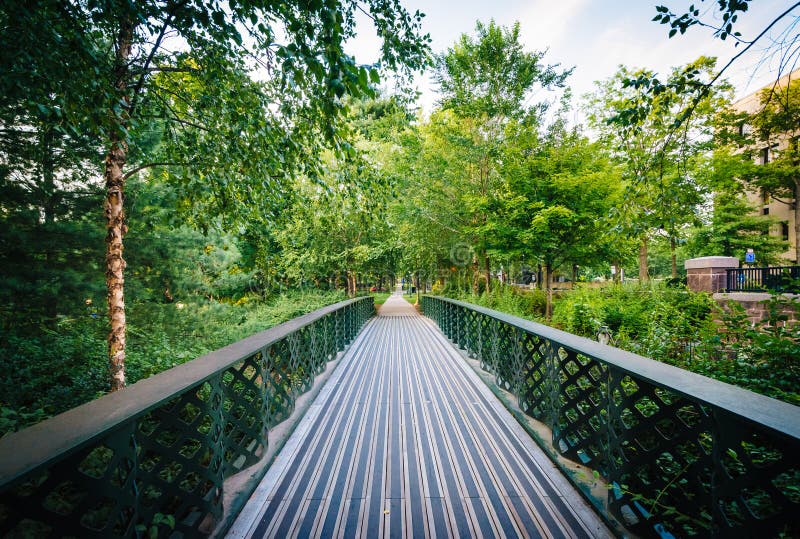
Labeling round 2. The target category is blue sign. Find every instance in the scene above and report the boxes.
[745,251,755,263]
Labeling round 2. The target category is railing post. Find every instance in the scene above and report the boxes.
[475,312,485,365]
[468,309,478,357]
[543,338,561,439]
[487,316,500,375]
[454,305,462,348]
[310,319,322,374]
[336,308,344,349]
[510,327,524,396]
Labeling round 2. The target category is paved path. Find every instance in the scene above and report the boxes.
[228,293,611,538]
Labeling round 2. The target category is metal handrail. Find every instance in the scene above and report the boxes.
[726,265,800,293]
[0,296,374,537]
[422,295,800,537]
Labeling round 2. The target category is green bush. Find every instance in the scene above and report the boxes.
[0,289,346,436]
[448,285,547,319]
[443,281,798,405]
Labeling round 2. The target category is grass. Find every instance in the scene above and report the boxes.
[368,289,415,305]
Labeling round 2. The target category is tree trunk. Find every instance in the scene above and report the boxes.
[612,261,621,284]
[638,237,649,283]
[40,127,58,326]
[537,264,543,290]
[795,180,800,263]
[40,128,56,226]
[670,237,677,278]
[484,253,491,293]
[544,263,553,321]
[105,18,134,392]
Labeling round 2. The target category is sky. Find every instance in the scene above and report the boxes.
[345,0,799,117]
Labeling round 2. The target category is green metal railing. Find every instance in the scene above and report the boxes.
[0,296,373,538]
[422,295,800,538]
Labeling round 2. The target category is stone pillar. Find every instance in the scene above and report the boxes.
[685,256,740,293]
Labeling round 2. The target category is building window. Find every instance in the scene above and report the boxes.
[783,222,790,241]
[763,207,770,215]
[739,123,752,136]
[761,147,770,164]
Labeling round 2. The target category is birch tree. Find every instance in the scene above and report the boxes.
[3,0,429,390]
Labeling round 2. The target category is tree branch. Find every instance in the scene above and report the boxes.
[141,66,198,73]
[122,161,193,180]
[706,2,800,94]
[128,2,190,118]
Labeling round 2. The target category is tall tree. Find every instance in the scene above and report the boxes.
[273,96,412,294]
[652,2,800,85]
[588,57,730,279]
[0,3,106,331]
[432,20,570,291]
[3,0,429,390]
[506,121,621,318]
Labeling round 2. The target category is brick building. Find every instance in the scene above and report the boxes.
[732,69,799,263]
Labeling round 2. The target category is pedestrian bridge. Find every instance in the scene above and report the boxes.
[1,293,798,538]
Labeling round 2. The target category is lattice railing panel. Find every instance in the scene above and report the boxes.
[0,425,138,538]
[463,309,480,358]
[134,379,226,537]
[265,339,296,428]
[288,328,313,395]
[473,312,487,362]
[0,296,374,539]
[493,323,517,392]
[553,349,607,467]
[481,316,500,373]
[713,411,800,537]
[606,372,712,537]
[220,353,268,476]
[420,295,800,538]
[517,332,550,421]
[322,315,335,363]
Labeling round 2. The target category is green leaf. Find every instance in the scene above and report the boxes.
[369,68,380,84]
[212,10,225,26]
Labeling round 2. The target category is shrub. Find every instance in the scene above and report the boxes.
[0,289,347,436]
[444,281,797,404]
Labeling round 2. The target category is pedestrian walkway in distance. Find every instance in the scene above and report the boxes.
[228,293,611,538]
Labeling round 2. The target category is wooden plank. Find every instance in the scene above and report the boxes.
[228,294,612,539]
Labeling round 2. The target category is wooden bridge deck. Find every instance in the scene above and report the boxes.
[227,294,611,538]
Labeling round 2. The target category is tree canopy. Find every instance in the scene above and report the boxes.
[1,8,794,419]
[1,0,431,389]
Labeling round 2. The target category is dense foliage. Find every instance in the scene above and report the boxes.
[0,287,345,436]
[2,7,797,436]
[445,282,800,406]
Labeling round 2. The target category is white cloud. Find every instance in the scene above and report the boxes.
[516,0,591,52]
[344,0,796,118]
